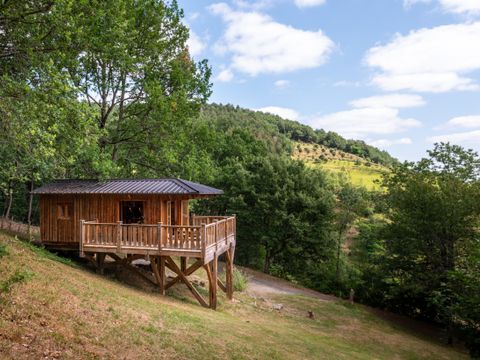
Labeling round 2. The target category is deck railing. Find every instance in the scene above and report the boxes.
[80,215,236,260]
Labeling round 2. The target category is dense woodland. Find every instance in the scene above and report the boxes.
[0,0,479,357]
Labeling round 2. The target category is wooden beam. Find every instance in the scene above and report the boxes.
[226,246,234,300]
[96,253,106,274]
[180,257,187,272]
[159,256,165,295]
[151,257,162,290]
[217,278,227,293]
[164,257,208,308]
[204,262,214,307]
[165,259,203,290]
[212,255,218,309]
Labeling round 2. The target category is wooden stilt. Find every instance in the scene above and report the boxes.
[210,255,218,310]
[226,246,234,300]
[204,263,214,307]
[96,253,106,274]
[151,257,162,291]
[159,256,166,295]
[180,256,187,272]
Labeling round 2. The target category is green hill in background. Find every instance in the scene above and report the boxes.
[200,104,392,190]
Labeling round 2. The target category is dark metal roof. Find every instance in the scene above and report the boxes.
[32,178,223,195]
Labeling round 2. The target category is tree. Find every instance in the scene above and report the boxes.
[334,184,368,285]
[64,0,211,176]
[382,143,480,349]
[197,156,335,277]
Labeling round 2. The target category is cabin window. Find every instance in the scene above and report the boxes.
[57,202,72,220]
[121,201,145,224]
[182,200,189,225]
[167,201,178,225]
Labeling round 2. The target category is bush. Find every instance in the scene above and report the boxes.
[232,267,248,292]
[0,269,34,294]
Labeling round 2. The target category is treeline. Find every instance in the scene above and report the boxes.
[201,103,398,166]
[1,1,479,357]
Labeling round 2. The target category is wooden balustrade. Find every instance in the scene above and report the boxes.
[80,216,236,261]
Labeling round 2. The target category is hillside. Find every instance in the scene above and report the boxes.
[0,232,467,360]
[200,104,393,190]
[292,142,387,190]
[201,104,398,167]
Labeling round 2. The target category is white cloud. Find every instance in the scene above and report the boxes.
[294,0,326,8]
[404,0,432,9]
[216,68,234,82]
[438,115,480,129]
[256,106,300,120]
[210,3,334,76]
[187,30,206,57]
[274,79,290,88]
[370,138,413,148]
[365,22,480,92]
[405,0,480,15]
[371,72,478,93]
[428,130,480,144]
[310,107,421,139]
[440,0,480,15]
[233,0,273,11]
[333,80,361,87]
[350,94,425,109]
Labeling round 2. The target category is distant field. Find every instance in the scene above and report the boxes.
[292,142,387,191]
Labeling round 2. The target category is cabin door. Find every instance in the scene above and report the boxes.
[121,201,145,224]
[56,202,74,242]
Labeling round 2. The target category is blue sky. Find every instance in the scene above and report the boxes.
[178,0,480,161]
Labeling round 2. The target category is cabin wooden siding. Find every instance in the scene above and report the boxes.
[39,194,191,244]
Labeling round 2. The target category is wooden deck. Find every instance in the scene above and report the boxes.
[80,215,236,264]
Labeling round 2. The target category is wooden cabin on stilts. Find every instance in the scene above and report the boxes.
[32,178,236,309]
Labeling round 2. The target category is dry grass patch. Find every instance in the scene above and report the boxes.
[0,233,468,360]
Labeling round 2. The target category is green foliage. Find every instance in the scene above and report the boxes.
[196,155,336,280]
[375,143,480,354]
[232,267,248,292]
[0,244,8,258]
[0,269,34,294]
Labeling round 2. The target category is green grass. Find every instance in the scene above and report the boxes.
[316,160,386,191]
[0,269,34,294]
[0,231,467,360]
[0,244,8,258]
[292,142,388,191]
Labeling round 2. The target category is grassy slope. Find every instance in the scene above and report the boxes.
[292,142,386,190]
[0,232,467,360]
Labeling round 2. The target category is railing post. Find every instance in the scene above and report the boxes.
[117,221,122,252]
[225,219,228,245]
[79,220,85,257]
[233,214,237,245]
[158,222,163,252]
[214,220,218,252]
[201,223,206,260]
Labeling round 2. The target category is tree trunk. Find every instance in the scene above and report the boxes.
[335,231,343,284]
[263,250,271,274]
[27,175,34,239]
[3,183,13,219]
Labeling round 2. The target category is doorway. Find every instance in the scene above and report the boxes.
[121,201,145,224]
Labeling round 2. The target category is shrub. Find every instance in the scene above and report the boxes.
[232,267,248,292]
